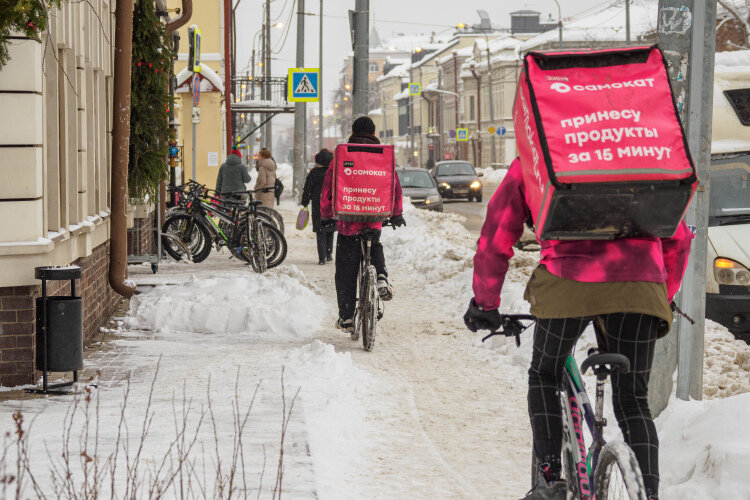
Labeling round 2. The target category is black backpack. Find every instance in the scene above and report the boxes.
[274,178,284,201]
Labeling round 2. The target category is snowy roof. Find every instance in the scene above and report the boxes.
[175,63,224,93]
[393,87,409,101]
[520,0,658,52]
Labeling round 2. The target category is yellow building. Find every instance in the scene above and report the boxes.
[168,0,228,188]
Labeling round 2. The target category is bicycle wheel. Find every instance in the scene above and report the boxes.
[251,219,268,273]
[594,441,648,500]
[257,206,285,234]
[360,266,379,352]
[263,224,287,268]
[162,214,211,262]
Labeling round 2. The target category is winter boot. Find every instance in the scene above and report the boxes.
[376,274,393,301]
[647,489,659,500]
[519,456,566,500]
[335,318,354,334]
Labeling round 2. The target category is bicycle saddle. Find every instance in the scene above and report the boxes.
[360,229,380,240]
[581,351,630,375]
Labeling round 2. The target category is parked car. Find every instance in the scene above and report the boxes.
[431,161,483,202]
[396,167,443,212]
[704,52,750,343]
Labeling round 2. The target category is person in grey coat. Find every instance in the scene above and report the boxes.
[216,149,250,201]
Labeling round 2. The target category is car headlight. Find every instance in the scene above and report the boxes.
[426,195,441,204]
[470,181,481,189]
[714,258,750,285]
[440,182,451,189]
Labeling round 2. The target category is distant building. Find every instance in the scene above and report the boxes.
[510,10,557,35]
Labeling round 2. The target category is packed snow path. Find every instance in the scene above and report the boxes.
[1,176,749,498]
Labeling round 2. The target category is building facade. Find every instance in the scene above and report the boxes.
[0,3,120,386]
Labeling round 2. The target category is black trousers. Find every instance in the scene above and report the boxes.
[335,232,386,320]
[528,314,660,494]
[315,231,334,262]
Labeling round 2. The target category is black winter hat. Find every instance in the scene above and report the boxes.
[315,149,333,167]
[352,116,376,135]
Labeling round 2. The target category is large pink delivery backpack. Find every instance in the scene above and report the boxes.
[332,143,397,222]
[513,45,697,240]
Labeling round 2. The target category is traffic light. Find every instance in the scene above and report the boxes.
[188,25,202,73]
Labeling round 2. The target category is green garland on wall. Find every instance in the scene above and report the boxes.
[0,0,61,68]
[129,0,174,201]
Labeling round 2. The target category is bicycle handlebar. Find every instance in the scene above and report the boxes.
[481,314,536,346]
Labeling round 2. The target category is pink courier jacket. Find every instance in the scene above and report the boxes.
[320,165,404,236]
[473,159,694,311]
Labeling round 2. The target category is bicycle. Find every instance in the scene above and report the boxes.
[163,183,286,271]
[351,221,396,352]
[482,315,648,500]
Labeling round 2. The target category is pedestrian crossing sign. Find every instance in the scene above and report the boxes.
[288,68,320,102]
[409,83,421,96]
[456,128,469,141]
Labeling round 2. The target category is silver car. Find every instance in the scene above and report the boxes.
[396,167,444,212]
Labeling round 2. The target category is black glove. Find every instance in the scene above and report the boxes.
[320,219,337,232]
[463,298,502,332]
[389,214,406,228]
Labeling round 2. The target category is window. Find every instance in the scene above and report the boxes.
[398,99,410,136]
[369,61,379,73]
[469,96,476,121]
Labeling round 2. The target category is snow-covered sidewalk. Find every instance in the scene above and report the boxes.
[0,189,749,499]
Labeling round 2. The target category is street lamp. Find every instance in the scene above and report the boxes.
[552,0,563,49]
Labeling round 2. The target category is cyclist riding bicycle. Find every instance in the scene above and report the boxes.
[320,116,405,334]
[463,157,693,500]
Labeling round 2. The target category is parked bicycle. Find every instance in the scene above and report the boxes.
[483,315,648,500]
[163,182,286,271]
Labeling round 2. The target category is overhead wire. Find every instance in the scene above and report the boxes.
[272,0,297,54]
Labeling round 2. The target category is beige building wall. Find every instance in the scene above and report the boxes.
[0,2,115,287]
[168,0,226,188]
[175,91,224,187]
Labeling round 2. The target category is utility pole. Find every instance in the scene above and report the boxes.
[409,62,414,165]
[293,0,306,200]
[264,0,272,150]
[224,0,232,152]
[485,39,496,167]
[625,0,631,43]
[649,0,717,414]
[453,51,460,160]
[319,0,324,150]
[352,0,369,117]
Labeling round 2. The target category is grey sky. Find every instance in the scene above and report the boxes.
[234,0,615,112]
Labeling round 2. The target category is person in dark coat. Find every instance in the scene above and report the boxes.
[216,149,250,202]
[301,149,335,264]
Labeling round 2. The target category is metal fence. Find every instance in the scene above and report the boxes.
[232,77,289,106]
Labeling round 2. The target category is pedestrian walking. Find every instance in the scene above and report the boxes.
[215,149,250,202]
[301,149,335,265]
[255,149,277,207]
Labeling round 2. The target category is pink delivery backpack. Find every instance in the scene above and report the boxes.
[513,45,697,240]
[332,143,397,222]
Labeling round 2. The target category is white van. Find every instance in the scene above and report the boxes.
[705,51,750,342]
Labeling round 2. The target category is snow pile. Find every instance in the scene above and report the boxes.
[476,167,508,184]
[126,266,327,339]
[703,320,750,399]
[285,341,368,498]
[381,203,476,282]
[658,393,750,499]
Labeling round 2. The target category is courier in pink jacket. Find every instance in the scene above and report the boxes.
[319,116,405,332]
[466,157,692,500]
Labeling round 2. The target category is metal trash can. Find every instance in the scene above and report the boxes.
[35,296,83,371]
[27,266,84,394]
